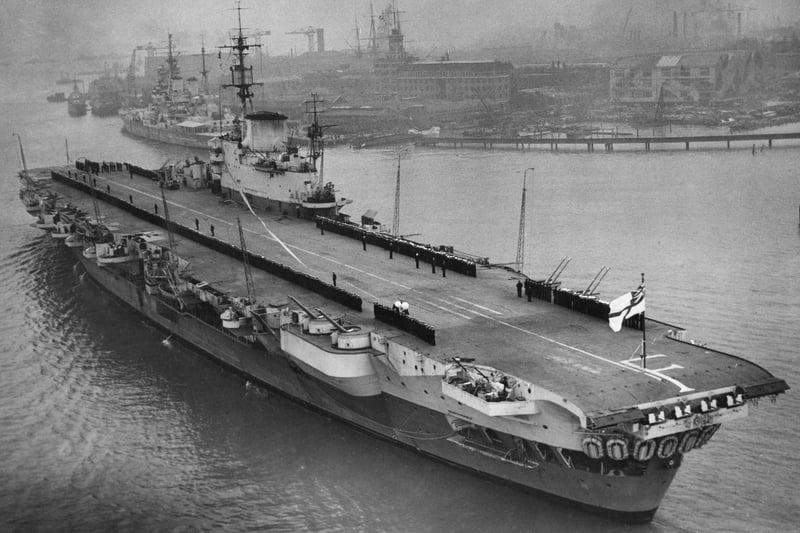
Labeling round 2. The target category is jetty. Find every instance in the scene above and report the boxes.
[417,131,800,152]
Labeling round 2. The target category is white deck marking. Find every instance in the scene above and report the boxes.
[624,353,668,363]
[495,318,659,378]
[451,296,503,315]
[620,361,694,392]
[427,295,493,319]
[102,176,682,386]
[426,302,473,320]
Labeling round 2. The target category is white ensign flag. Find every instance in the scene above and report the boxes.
[608,284,645,332]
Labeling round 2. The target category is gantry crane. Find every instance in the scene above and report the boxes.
[286,27,323,53]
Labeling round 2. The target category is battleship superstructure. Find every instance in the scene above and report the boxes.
[121,34,231,148]
[13,8,789,523]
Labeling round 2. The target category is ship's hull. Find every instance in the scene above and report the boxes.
[122,117,213,149]
[68,103,87,117]
[92,101,121,117]
[64,242,677,522]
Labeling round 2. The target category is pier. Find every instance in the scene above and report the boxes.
[417,131,800,152]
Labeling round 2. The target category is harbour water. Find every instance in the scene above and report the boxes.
[1,77,799,532]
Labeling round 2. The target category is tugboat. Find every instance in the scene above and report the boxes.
[46,92,66,103]
[67,80,87,117]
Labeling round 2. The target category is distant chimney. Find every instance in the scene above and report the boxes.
[683,11,687,38]
[316,28,325,52]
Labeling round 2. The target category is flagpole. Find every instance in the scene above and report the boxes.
[641,272,647,369]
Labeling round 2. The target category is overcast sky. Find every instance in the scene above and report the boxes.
[1,1,798,62]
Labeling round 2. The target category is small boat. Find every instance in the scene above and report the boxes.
[68,81,87,117]
[46,92,66,103]
[33,213,57,230]
[51,221,75,239]
[64,234,85,248]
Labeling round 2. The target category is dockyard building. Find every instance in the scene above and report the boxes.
[396,60,514,102]
[609,51,761,104]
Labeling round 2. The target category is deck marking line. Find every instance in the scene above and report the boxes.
[97,176,683,388]
[451,296,503,315]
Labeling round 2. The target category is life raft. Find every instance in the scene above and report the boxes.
[581,435,604,460]
[656,435,679,459]
[695,424,721,449]
[678,430,701,454]
[632,438,657,462]
[605,437,629,461]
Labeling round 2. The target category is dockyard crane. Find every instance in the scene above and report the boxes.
[251,30,272,54]
[621,6,633,36]
[286,27,322,54]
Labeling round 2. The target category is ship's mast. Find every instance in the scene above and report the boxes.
[160,186,179,272]
[221,2,262,116]
[354,13,362,58]
[368,1,378,59]
[12,133,28,178]
[159,185,186,309]
[304,93,326,180]
[237,216,255,304]
[516,168,533,273]
[392,151,401,236]
[167,33,175,98]
[200,35,209,95]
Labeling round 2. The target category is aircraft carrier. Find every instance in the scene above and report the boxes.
[18,157,788,522]
[14,9,788,521]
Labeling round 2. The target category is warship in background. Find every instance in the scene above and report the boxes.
[14,7,789,523]
[121,35,232,148]
[89,70,125,116]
